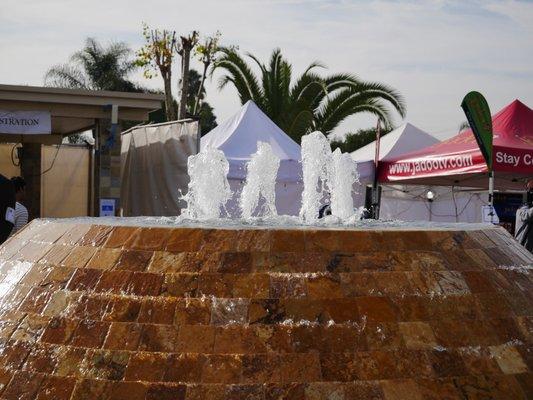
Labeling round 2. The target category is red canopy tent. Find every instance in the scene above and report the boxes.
[379,100,533,190]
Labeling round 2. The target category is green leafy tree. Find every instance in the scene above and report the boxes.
[177,31,199,120]
[45,38,142,92]
[149,69,217,133]
[214,47,405,143]
[136,24,179,121]
[330,127,392,154]
[193,31,224,115]
[186,69,217,133]
[197,102,217,135]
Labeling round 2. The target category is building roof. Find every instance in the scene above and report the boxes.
[0,84,164,144]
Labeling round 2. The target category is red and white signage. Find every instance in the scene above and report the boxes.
[380,100,533,183]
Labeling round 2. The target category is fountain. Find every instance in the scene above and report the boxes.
[240,142,280,219]
[330,148,359,220]
[181,147,232,219]
[0,131,531,399]
[299,131,333,222]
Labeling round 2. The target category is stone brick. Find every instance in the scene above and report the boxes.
[1,222,532,400]
[398,321,437,349]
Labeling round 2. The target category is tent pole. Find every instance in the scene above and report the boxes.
[372,119,382,219]
[488,171,495,223]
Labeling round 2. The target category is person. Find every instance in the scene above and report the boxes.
[10,176,29,236]
[318,203,332,219]
[515,179,533,252]
[0,174,16,244]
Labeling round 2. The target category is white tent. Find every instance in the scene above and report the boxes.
[351,123,439,184]
[350,123,485,222]
[201,100,302,216]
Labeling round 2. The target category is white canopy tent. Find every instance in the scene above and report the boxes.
[351,123,439,184]
[350,123,485,222]
[201,100,302,216]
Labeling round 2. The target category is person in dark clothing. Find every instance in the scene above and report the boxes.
[0,174,16,244]
[515,180,533,253]
[318,203,332,219]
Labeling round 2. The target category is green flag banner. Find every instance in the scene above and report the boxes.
[461,91,493,170]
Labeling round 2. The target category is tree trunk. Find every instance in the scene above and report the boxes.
[178,47,191,120]
[163,72,176,121]
[193,62,209,116]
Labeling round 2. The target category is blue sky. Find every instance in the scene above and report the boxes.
[1,0,532,139]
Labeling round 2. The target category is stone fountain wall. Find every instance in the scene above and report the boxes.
[0,220,531,399]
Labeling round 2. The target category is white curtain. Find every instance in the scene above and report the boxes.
[120,121,199,216]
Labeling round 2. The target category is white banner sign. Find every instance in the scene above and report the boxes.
[0,110,51,134]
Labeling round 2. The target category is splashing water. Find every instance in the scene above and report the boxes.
[240,142,280,219]
[299,131,332,222]
[182,130,362,224]
[330,148,359,219]
[182,147,232,219]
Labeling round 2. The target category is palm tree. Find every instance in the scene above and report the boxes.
[45,38,142,92]
[214,48,406,142]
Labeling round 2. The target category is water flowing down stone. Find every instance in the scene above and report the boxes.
[330,148,359,219]
[182,146,232,219]
[299,131,333,222]
[240,142,280,219]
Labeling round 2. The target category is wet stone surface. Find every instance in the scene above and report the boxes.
[0,219,531,399]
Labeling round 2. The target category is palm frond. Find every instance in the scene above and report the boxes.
[303,60,327,75]
[349,81,406,118]
[213,47,406,143]
[47,37,141,92]
[214,47,263,104]
[44,64,88,89]
[316,94,393,134]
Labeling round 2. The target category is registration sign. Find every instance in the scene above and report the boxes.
[0,110,51,134]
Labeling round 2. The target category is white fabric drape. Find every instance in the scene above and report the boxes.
[120,121,199,216]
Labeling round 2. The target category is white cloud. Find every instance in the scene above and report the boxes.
[1,0,532,139]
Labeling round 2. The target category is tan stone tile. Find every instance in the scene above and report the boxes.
[147,251,186,273]
[10,314,49,343]
[103,322,142,351]
[2,370,44,400]
[165,354,206,383]
[114,249,153,272]
[399,322,437,349]
[271,230,305,252]
[201,354,242,384]
[127,227,171,251]
[85,248,121,270]
[165,228,204,252]
[103,226,139,249]
[178,325,215,353]
[380,379,423,400]
[305,382,346,400]
[210,298,249,325]
[104,381,148,400]
[39,244,74,265]
[138,324,180,352]
[77,225,113,247]
[124,352,168,382]
[489,345,528,374]
[307,273,343,298]
[270,275,307,298]
[279,353,321,383]
[56,224,92,246]
[62,246,97,268]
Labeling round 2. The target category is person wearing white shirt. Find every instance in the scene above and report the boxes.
[10,176,28,236]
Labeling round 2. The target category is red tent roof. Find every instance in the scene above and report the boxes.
[379,100,533,189]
